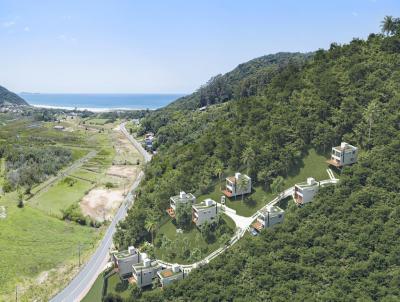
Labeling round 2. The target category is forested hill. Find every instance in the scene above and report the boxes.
[166,52,311,110]
[0,85,28,106]
[115,20,400,301]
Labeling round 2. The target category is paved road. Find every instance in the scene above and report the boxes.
[50,123,151,302]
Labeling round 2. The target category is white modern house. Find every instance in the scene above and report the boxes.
[327,142,358,167]
[131,253,161,288]
[112,246,140,279]
[157,264,184,287]
[192,198,218,227]
[253,205,284,231]
[223,172,252,198]
[167,191,196,218]
[294,177,320,205]
[144,132,154,148]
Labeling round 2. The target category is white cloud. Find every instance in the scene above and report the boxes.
[24,26,30,32]
[2,21,15,28]
[352,12,359,17]
[58,34,78,44]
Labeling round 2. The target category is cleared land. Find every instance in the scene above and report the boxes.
[198,148,331,216]
[154,214,236,264]
[80,187,125,222]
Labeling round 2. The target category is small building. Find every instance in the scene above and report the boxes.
[223,172,252,198]
[112,246,140,279]
[294,177,320,205]
[131,254,161,288]
[132,118,140,125]
[157,264,184,287]
[167,191,196,217]
[252,205,284,232]
[327,142,358,167]
[144,132,154,148]
[192,198,218,227]
[53,125,65,130]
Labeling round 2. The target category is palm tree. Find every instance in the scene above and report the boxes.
[271,176,284,198]
[145,216,157,244]
[381,15,397,36]
[363,100,379,143]
[241,147,255,175]
[214,160,224,191]
[237,175,250,201]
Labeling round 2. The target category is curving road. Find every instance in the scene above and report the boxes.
[50,122,151,302]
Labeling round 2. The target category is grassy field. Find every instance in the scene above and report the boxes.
[154,214,235,264]
[0,116,142,300]
[198,149,331,216]
[30,178,95,216]
[82,274,104,302]
[0,192,101,300]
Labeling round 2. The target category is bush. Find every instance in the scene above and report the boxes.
[105,182,115,189]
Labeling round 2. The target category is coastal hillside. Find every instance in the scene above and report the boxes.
[0,85,28,106]
[115,20,400,301]
[166,52,310,110]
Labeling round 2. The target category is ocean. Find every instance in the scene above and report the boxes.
[19,93,184,111]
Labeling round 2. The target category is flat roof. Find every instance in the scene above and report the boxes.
[170,192,196,203]
[259,205,284,216]
[333,144,357,152]
[295,181,319,189]
[193,199,216,209]
[158,268,182,278]
[114,249,135,259]
[133,260,159,270]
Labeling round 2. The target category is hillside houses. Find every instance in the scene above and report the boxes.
[327,142,358,167]
[157,264,184,287]
[131,253,162,288]
[112,246,140,279]
[192,198,218,227]
[223,172,251,198]
[252,205,284,232]
[167,191,196,218]
[294,177,320,205]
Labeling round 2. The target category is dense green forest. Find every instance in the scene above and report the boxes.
[0,85,28,106]
[114,19,400,301]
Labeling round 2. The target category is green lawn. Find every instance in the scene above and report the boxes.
[70,168,101,183]
[30,178,94,217]
[69,147,91,161]
[154,214,235,264]
[105,273,132,299]
[198,149,331,216]
[82,274,104,302]
[85,118,111,125]
[0,192,100,300]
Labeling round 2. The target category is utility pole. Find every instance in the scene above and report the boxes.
[15,286,17,302]
[78,243,83,267]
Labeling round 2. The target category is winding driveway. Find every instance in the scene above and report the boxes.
[50,122,151,302]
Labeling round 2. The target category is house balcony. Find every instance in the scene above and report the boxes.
[326,158,342,167]
[252,220,263,231]
[166,207,175,218]
[294,193,303,205]
[222,189,233,197]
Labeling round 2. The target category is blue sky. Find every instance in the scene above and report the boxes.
[0,0,399,93]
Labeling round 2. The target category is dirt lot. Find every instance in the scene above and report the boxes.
[80,188,125,222]
[106,165,140,179]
